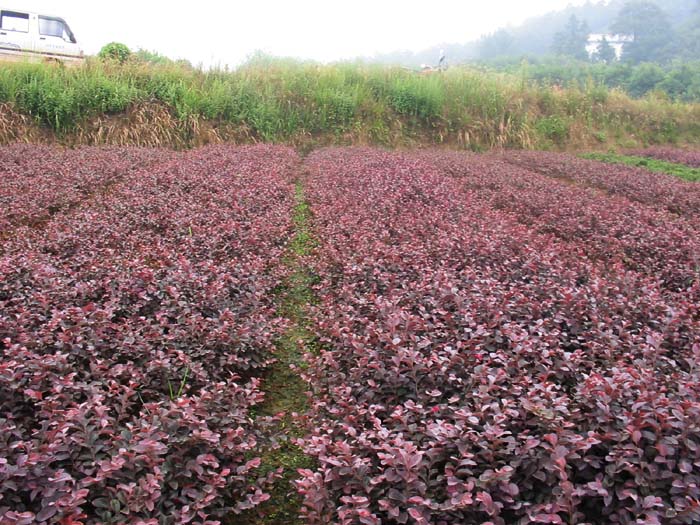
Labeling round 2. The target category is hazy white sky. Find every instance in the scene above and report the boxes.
[16,1,590,66]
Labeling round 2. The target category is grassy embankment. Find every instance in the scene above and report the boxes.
[1,56,700,150]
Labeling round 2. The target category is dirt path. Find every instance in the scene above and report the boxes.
[236,179,318,524]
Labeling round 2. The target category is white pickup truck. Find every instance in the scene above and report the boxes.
[0,8,84,64]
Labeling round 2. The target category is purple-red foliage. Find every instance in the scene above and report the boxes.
[420,150,700,293]
[503,151,700,218]
[297,148,700,525]
[627,147,700,168]
[0,145,175,236]
[0,145,298,524]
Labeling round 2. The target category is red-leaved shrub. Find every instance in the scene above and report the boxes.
[0,145,298,524]
[504,151,700,218]
[297,148,700,525]
[0,144,176,235]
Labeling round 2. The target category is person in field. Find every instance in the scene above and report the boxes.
[438,49,447,70]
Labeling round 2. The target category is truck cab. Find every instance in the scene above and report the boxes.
[0,8,83,63]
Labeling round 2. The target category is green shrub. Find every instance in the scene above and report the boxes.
[98,43,132,64]
[535,115,570,144]
[593,130,608,143]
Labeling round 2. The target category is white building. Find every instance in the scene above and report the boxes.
[586,34,634,60]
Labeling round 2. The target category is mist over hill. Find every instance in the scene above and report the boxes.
[369,0,697,67]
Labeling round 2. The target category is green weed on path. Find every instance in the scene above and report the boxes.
[236,181,318,525]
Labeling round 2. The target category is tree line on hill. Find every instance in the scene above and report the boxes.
[546,0,700,63]
[477,0,699,63]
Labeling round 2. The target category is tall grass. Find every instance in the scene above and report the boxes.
[1,56,699,149]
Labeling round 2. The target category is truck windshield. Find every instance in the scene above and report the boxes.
[39,16,76,43]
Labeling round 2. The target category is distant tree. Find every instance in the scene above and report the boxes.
[133,49,195,70]
[602,61,634,88]
[626,62,666,95]
[135,49,173,65]
[552,15,591,60]
[611,1,675,63]
[478,29,515,59]
[594,36,618,63]
[688,75,700,101]
[676,0,700,60]
[657,64,695,99]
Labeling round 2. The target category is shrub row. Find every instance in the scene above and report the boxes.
[581,153,700,183]
[297,148,700,524]
[503,151,700,218]
[626,147,700,169]
[420,150,700,293]
[0,145,298,524]
[0,145,175,235]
